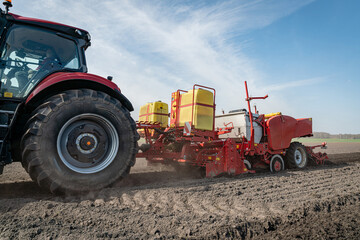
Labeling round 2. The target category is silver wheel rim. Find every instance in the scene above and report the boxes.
[270,154,284,172]
[57,113,119,174]
[244,160,251,170]
[294,148,307,168]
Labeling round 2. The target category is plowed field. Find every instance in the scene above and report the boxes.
[1,142,360,239]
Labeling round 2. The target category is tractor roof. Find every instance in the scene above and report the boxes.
[7,13,91,45]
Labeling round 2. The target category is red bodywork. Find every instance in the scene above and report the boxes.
[136,82,327,177]
[10,13,87,32]
[266,115,312,150]
[26,72,120,103]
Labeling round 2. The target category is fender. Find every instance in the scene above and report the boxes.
[266,115,312,151]
[25,72,134,111]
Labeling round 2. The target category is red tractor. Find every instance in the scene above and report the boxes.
[0,1,138,193]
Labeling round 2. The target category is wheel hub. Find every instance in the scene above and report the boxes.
[76,133,98,154]
[274,161,281,171]
[57,114,119,174]
[295,149,302,165]
[270,154,284,173]
[65,123,108,164]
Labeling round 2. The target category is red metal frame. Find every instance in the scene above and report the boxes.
[136,83,328,177]
[244,81,268,152]
[305,142,328,165]
[170,89,186,128]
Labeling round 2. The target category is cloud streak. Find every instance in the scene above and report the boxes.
[14,0,315,116]
[260,77,325,92]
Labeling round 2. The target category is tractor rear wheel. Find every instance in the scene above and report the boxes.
[21,89,138,194]
[285,142,308,169]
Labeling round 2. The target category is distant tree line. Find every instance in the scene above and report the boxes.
[313,132,360,139]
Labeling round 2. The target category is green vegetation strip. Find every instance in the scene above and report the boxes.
[293,138,360,143]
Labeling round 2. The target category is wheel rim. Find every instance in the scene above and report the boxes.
[274,161,281,171]
[270,154,284,173]
[244,160,251,170]
[294,147,307,168]
[57,113,119,174]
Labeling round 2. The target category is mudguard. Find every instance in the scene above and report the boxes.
[266,115,312,151]
[25,72,134,111]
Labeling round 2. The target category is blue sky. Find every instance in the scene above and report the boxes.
[12,0,360,134]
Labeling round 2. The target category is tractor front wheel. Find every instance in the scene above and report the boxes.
[21,89,138,194]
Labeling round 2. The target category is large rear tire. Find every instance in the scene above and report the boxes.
[21,89,138,194]
[285,142,308,169]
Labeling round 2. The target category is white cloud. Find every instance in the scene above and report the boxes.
[13,0,315,118]
[260,77,325,92]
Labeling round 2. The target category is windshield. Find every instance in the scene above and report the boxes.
[0,24,80,98]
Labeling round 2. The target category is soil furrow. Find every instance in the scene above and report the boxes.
[1,149,360,239]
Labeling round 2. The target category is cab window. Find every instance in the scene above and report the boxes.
[0,25,80,98]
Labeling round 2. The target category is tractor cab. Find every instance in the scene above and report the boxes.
[0,5,90,99]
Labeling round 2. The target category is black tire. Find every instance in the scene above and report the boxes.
[21,89,138,194]
[244,159,252,170]
[11,139,23,164]
[270,154,285,173]
[285,142,308,169]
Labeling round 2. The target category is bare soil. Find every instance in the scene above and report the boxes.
[1,142,360,239]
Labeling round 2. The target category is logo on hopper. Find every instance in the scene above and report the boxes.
[184,122,191,136]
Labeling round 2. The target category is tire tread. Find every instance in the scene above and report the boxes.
[285,142,308,169]
[21,89,138,194]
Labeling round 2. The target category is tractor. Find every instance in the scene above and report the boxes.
[0,1,138,193]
